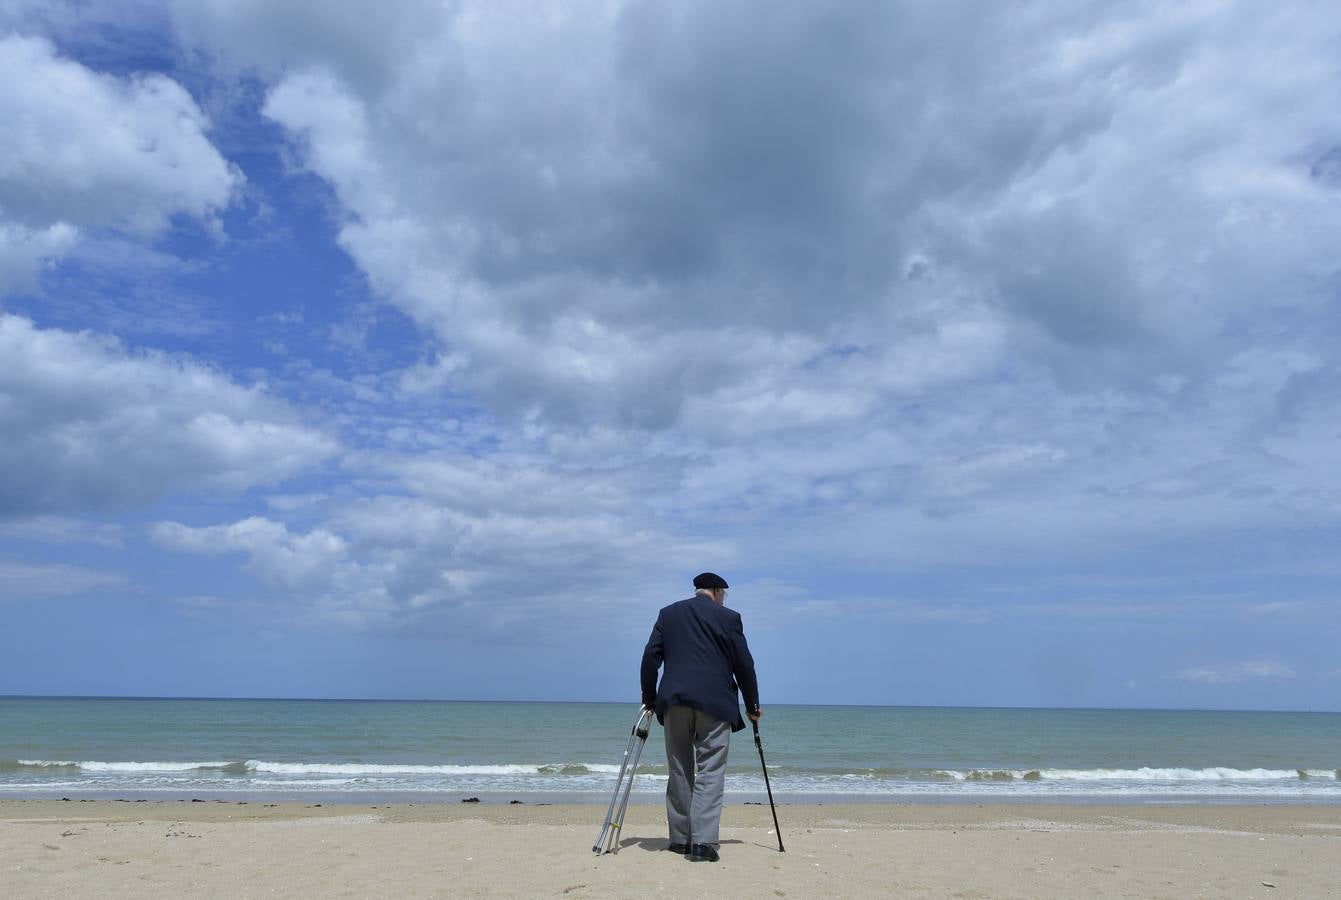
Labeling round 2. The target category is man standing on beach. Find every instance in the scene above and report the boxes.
[641,572,761,862]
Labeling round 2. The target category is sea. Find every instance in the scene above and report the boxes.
[2,697,1338,805]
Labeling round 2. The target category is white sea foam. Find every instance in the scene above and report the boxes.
[14,760,235,772]
[2,758,1334,800]
[245,761,616,777]
[9,759,629,777]
[1039,767,1314,781]
[929,767,1335,783]
[79,761,236,773]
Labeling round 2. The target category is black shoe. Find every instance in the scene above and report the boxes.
[688,843,719,862]
[667,843,689,855]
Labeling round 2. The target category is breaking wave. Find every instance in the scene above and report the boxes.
[4,759,634,777]
[2,760,1337,799]
[931,767,1340,782]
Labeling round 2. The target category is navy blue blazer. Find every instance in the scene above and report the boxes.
[640,594,760,732]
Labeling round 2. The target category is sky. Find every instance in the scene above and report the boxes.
[1,1,1339,710]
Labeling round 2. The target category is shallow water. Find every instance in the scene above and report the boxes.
[2,697,1338,803]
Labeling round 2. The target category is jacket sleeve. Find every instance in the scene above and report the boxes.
[640,612,664,706]
[729,612,760,714]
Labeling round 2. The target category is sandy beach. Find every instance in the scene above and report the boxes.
[3,800,1339,898]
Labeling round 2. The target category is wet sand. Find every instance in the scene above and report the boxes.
[4,800,1339,898]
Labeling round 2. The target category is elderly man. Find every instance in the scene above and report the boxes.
[640,572,761,862]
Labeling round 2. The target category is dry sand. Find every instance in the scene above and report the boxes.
[4,799,1339,898]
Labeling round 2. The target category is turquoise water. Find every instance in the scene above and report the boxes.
[2,697,1338,803]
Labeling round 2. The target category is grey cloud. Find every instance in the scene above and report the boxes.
[0,0,164,39]
[0,315,336,515]
[169,1,1341,431]
[171,0,454,96]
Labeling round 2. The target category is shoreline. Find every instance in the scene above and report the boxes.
[5,790,1341,807]
[7,797,1341,825]
[5,800,1340,898]
[2,794,1341,810]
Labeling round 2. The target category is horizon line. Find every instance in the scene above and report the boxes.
[1,694,1337,715]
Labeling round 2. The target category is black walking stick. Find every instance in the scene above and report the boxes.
[752,719,785,852]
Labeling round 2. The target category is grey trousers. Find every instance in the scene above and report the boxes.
[661,704,732,847]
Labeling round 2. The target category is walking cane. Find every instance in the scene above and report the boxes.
[752,719,785,852]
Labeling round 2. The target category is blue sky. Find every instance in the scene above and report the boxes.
[1,1,1339,710]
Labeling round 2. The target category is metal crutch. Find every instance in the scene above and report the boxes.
[592,706,653,855]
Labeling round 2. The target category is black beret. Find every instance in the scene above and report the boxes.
[693,572,729,590]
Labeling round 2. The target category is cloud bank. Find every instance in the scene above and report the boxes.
[150,1,1341,617]
[175,1,1341,429]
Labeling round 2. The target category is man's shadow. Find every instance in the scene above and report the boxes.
[621,837,746,852]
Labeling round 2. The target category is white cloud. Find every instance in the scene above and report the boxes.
[0,33,239,292]
[151,517,350,592]
[0,314,336,514]
[1176,661,1297,684]
[0,559,124,596]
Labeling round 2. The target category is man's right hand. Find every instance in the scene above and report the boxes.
[748,707,763,723]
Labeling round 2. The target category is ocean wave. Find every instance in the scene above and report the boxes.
[82,761,242,774]
[244,761,637,776]
[10,760,244,773]
[4,759,637,777]
[247,761,537,776]
[8,760,79,769]
[1039,767,1333,782]
[928,767,1339,782]
[4,759,1335,797]
[539,763,624,775]
[779,766,1341,783]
